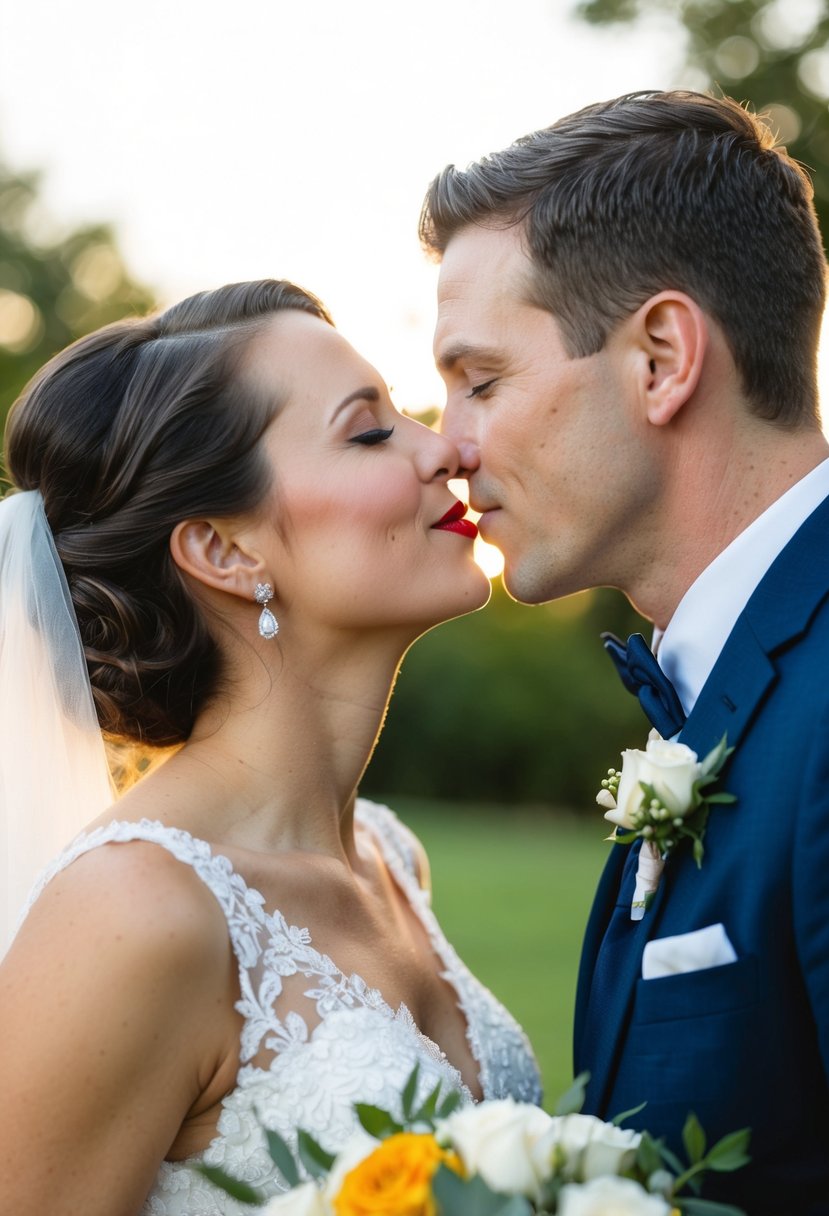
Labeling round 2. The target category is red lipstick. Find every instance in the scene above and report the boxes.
[431,500,479,540]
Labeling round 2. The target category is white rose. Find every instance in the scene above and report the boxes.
[438,1099,553,1199]
[605,736,702,829]
[530,1113,641,1182]
[261,1181,332,1216]
[557,1175,672,1216]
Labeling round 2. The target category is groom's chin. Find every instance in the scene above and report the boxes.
[499,550,587,606]
[499,559,557,606]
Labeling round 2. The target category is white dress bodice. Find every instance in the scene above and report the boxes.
[25,799,541,1214]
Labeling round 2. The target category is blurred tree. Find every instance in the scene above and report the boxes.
[363,583,647,811]
[575,0,829,243]
[0,158,155,446]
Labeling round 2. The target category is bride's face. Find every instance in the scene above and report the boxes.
[244,310,490,636]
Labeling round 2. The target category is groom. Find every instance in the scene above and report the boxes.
[423,91,829,1212]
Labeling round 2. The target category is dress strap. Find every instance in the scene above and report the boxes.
[17,818,266,972]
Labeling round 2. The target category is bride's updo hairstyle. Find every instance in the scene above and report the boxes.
[4,279,332,748]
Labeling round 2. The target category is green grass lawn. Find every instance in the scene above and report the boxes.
[384,798,607,1109]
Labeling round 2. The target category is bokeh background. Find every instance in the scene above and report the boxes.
[2,0,827,1101]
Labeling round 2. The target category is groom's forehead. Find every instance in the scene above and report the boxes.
[437,224,532,299]
[435,227,535,353]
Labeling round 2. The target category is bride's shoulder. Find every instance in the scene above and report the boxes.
[14,823,231,980]
[356,797,432,895]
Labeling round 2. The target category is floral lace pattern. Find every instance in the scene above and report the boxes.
[24,799,542,1214]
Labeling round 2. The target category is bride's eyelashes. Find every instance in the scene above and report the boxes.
[349,426,396,447]
[467,379,497,399]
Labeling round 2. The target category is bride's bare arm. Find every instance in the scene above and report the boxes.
[0,841,237,1216]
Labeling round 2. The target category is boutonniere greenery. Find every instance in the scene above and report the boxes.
[596,732,735,919]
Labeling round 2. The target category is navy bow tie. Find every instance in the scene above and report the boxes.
[602,631,687,738]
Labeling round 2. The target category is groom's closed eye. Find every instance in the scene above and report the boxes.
[467,379,497,399]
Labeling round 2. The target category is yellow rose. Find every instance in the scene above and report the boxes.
[333,1132,460,1216]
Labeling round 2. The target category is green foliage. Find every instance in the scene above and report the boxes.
[297,1130,337,1179]
[552,1071,589,1116]
[363,583,647,809]
[0,157,155,455]
[433,1166,534,1216]
[196,1164,264,1205]
[264,1126,301,1188]
[575,0,829,247]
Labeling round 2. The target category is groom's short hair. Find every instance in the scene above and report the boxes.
[420,91,827,427]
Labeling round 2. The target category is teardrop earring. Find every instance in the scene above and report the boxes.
[254,582,279,640]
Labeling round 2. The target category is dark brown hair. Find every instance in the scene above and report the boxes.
[420,90,827,426]
[4,279,332,746]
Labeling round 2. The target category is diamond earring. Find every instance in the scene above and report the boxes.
[254,582,279,640]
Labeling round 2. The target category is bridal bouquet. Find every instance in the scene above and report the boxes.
[201,1071,750,1216]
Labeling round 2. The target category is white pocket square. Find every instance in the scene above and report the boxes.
[642,922,737,980]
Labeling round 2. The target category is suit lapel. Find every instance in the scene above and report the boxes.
[681,490,829,757]
[679,620,776,758]
[582,852,673,1117]
[574,843,626,1066]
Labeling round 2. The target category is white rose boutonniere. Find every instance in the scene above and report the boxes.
[596,731,735,918]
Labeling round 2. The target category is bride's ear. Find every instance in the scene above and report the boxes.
[170,519,266,600]
[631,292,708,427]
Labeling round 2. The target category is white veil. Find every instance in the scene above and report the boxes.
[0,490,114,955]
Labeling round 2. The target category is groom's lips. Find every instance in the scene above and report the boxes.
[475,506,500,535]
[431,499,478,540]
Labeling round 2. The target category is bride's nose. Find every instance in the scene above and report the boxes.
[415,425,460,482]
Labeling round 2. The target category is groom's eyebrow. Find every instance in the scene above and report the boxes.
[436,341,501,374]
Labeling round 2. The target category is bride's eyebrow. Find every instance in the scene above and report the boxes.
[329,386,381,424]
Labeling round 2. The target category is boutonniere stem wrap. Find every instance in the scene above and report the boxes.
[596,731,736,920]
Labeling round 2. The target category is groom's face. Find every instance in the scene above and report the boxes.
[435,224,650,603]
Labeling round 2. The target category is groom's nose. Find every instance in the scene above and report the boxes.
[451,439,480,476]
[440,408,480,475]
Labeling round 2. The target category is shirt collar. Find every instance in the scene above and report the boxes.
[655,457,829,716]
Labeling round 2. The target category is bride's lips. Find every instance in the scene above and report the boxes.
[431,499,478,540]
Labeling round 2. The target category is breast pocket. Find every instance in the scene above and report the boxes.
[618,955,760,1121]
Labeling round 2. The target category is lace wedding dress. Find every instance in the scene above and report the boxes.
[24,798,542,1215]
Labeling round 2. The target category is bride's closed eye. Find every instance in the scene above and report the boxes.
[467,379,497,399]
[349,426,395,447]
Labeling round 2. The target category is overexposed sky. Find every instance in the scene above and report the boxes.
[0,0,687,410]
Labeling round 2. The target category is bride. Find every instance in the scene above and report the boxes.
[0,280,541,1215]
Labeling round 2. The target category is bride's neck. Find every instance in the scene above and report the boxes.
[122,631,407,859]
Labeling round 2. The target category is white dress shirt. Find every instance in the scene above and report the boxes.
[655,457,829,716]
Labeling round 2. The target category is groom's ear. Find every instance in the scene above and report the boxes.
[630,292,708,427]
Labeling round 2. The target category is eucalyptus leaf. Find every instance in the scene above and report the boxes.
[678,1200,747,1216]
[262,1129,300,1189]
[196,1164,266,1206]
[657,1142,686,1176]
[553,1070,589,1116]
[700,734,728,776]
[355,1103,402,1139]
[610,829,639,845]
[414,1080,443,1123]
[437,1090,464,1119]
[432,1166,533,1216]
[682,1112,707,1163]
[611,1098,646,1126]
[401,1064,420,1119]
[703,1128,752,1172]
[634,1131,664,1176]
[297,1130,336,1179]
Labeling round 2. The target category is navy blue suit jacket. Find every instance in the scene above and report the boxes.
[575,494,829,1214]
